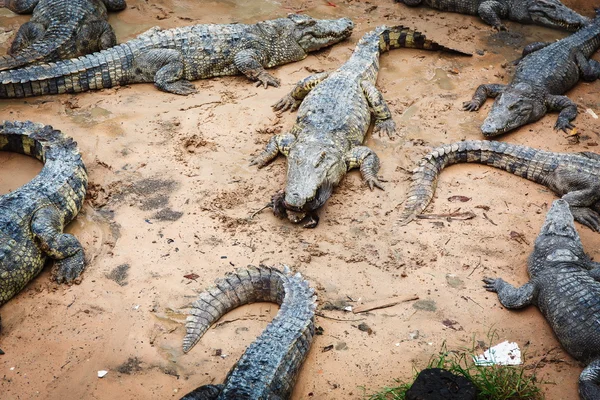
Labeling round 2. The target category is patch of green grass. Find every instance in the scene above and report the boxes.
[365,337,543,400]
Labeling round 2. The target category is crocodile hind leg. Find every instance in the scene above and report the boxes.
[513,42,552,65]
[180,384,224,400]
[575,52,600,82]
[579,359,600,400]
[5,0,39,14]
[250,132,296,168]
[560,188,600,232]
[234,49,280,88]
[273,72,329,112]
[31,206,85,284]
[133,49,197,95]
[8,21,45,54]
[463,84,506,111]
[345,146,384,190]
[76,20,118,54]
[546,94,578,133]
[361,80,396,139]
[101,0,127,11]
[483,278,536,309]
[478,1,509,31]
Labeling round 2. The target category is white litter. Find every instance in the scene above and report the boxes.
[343,306,352,312]
[586,108,598,119]
[98,370,108,378]
[473,341,522,366]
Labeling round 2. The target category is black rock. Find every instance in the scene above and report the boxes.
[406,368,477,400]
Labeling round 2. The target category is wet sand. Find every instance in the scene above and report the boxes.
[0,0,599,398]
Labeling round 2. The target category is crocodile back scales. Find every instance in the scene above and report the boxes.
[182,265,316,399]
[0,121,87,305]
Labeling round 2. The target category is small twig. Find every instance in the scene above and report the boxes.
[67,296,76,308]
[463,295,484,309]
[315,312,365,322]
[178,101,221,112]
[482,212,497,226]
[468,257,482,277]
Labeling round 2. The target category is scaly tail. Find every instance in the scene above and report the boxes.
[398,140,551,226]
[378,26,472,56]
[182,265,316,399]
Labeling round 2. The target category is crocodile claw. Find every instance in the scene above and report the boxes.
[482,277,501,292]
[366,176,385,191]
[571,207,600,232]
[255,72,280,89]
[374,119,396,139]
[493,24,508,32]
[462,101,480,112]
[273,94,300,112]
[555,118,575,133]
[52,250,86,285]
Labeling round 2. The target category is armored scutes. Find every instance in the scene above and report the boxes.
[394,0,590,31]
[484,199,600,399]
[0,121,87,324]
[463,9,600,136]
[398,140,600,231]
[0,14,353,98]
[1,0,126,71]
[251,25,470,227]
[181,265,316,400]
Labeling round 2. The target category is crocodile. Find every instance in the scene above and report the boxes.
[0,121,88,330]
[463,9,600,136]
[250,25,470,228]
[1,0,127,71]
[180,265,316,400]
[394,0,590,31]
[483,199,600,400]
[398,140,600,231]
[0,14,354,98]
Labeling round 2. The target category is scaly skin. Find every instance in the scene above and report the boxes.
[251,25,470,227]
[483,199,600,399]
[0,121,88,329]
[1,0,126,71]
[398,140,600,231]
[395,0,590,31]
[0,14,354,98]
[181,265,316,400]
[463,10,600,136]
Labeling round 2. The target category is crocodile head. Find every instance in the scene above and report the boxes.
[261,14,354,56]
[480,83,545,137]
[531,199,585,269]
[282,143,345,222]
[527,0,590,31]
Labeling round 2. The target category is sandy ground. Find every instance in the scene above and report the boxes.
[0,0,599,398]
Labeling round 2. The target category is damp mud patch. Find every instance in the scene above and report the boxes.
[117,357,143,374]
[106,264,130,286]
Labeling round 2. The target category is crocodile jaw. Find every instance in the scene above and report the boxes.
[528,0,591,31]
[290,15,354,53]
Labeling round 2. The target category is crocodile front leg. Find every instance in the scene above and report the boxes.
[134,49,197,95]
[575,52,600,82]
[478,1,509,31]
[180,384,223,400]
[8,21,45,54]
[560,188,600,232]
[31,206,86,284]
[361,80,396,139]
[5,0,39,14]
[483,277,536,308]
[250,132,296,168]
[463,84,506,111]
[513,42,552,65]
[580,359,600,400]
[345,146,384,190]
[546,94,577,132]
[234,49,279,88]
[273,72,329,112]
[102,0,127,11]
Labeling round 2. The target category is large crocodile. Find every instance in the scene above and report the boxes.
[463,9,600,136]
[0,14,353,98]
[398,140,600,231]
[180,265,316,400]
[483,199,600,399]
[1,0,127,71]
[0,121,87,328]
[251,25,470,228]
[394,0,590,31]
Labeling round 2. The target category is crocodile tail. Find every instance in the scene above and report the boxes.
[397,140,548,226]
[0,20,83,72]
[378,26,472,56]
[0,42,133,99]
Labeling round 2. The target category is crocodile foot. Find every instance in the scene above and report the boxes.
[159,80,197,95]
[571,207,600,232]
[482,277,503,292]
[273,94,301,112]
[555,118,575,133]
[374,119,396,139]
[493,24,508,32]
[462,100,480,112]
[255,72,280,89]
[52,250,86,284]
[366,175,386,191]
